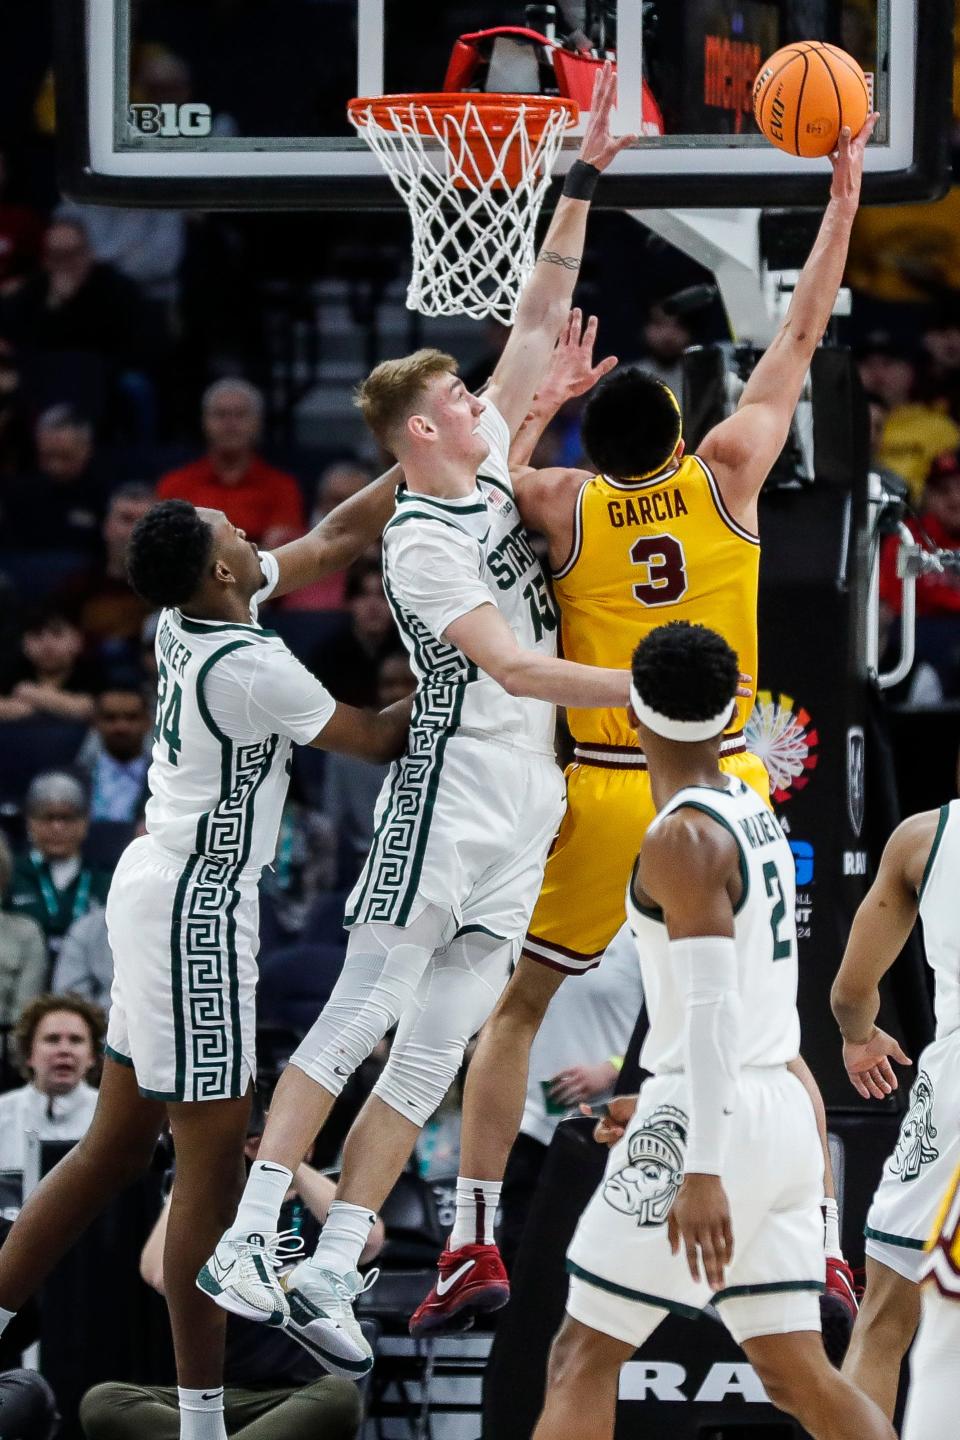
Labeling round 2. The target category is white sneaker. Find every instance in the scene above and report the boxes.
[197,1230,302,1325]
[282,1262,378,1377]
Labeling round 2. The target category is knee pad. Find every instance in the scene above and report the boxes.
[373,1033,466,1126]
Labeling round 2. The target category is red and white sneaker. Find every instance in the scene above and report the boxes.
[825,1255,859,1319]
[409,1244,510,1336]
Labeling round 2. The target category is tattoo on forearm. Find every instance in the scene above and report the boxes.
[538,251,581,272]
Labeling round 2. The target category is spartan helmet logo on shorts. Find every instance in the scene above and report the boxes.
[603,1104,688,1226]
[891,1071,939,1183]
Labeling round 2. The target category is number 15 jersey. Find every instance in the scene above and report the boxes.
[554,455,759,750]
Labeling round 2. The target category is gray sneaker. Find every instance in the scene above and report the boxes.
[282,1262,379,1377]
[197,1230,302,1326]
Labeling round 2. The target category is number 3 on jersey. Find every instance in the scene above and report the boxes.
[630,534,688,606]
[154,661,183,765]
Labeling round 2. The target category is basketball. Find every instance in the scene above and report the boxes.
[753,42,870,159]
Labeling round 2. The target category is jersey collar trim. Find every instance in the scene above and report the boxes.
[174,612,277,638]
[396,486,487,515]
[601,464,681,492]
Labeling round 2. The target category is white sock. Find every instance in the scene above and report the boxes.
[178,1386,226,1440]
[228,1160,293,1240]
[450,1177,501,1249]
[822,1196,843,1260]
[0,1304,15,1337]
[307,1200,377,1278]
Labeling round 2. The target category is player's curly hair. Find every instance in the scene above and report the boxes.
[127,499,214,607]
[14,992,106,1077]
[631,622,738,722]
[582,368,683,481]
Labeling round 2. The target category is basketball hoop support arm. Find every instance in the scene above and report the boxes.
[626,208,851,347]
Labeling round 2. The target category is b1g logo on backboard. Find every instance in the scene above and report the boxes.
[128,103,212,139]
[744,690,819,804]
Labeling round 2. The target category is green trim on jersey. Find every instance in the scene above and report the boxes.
[176,614,278,638]
[713,1279,825,1302]
[864,1225,926,1250]
[566,1260,703,1320]
[454,922,509,941]
[195,639,253,851]
[170,852,201,1096]
[383,510,477,543]
[396,683,468,925]
[104,1044,134,1069]
[396,488,488,516]
[919,804,949,903]
[671,800,751,916]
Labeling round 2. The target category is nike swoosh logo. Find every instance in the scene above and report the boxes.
[722,1108,734,1116]
[258,1164,289,1175]
[201,1390,223,1401]
[435,1258,476,1296]
[333,1065,350,1077]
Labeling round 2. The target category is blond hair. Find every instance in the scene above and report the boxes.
[355,349,457,449]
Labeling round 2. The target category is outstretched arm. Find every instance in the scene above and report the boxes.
[509,309,616,475]
[267,464,401,599]
[310,693,412,762]
[830,810,933,1099]
[444,603,628,709]
[697,115,878,531]
[484,65,636,438]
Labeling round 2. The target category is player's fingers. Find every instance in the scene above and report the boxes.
[862,1072,887,1100]
[708,1227,727,1289]
[892,1041,912,1066]
[568,307,582,344]
[611,133,639,158]
[582,313,598,343]
[869,1066,892,1095]
[722,1213,734,1264]
[594,355,618,380]
[848,1073,871,1100]
[877,1058,899,1091]
[667,1212,680,1255]
[684,1233,701,1283]
[696,1231,716,1286]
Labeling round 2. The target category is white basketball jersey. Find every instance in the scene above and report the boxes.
[627,776,801,1074]
[380,399,557,756]
[918,800,960,1041]
[144,563,336,878]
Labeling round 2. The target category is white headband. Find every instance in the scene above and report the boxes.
[629,680,735,743]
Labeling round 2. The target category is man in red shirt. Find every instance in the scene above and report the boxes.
[880,449,960,617]
[157,379,305,547]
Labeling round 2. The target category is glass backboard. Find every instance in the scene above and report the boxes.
[56,0,951,209]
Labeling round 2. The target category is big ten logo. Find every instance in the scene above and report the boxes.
[128,103,212,139]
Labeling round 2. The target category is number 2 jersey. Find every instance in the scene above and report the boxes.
[554,455,759,751]
[143,554,337,877]
[627,777,801,1074]
[380,398,558,756]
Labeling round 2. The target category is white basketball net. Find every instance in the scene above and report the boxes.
[349,98,573,324]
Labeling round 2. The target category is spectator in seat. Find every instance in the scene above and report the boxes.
[281,460,376,611]
[0,993,104,1181]
[157,379,305,547]
[0,607,101,724]
[322,652,415,883]
[0,833,47,1029]
[52,906,113,1014]
[57,201,185,310]
[0,216,155,378]
[309,560,399,707]
[79,1104,381,1440]
[75,686,152,823]
[636,299,692,397]
[857,330,960,503]
[59,483,155,653]
[6,773,111,968]
[917,307,960,420]
[1,405,104,554]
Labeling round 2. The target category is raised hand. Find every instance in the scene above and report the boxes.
[830,112,879,203]
[580,1093,638,1146]
[544,309,618,404]
[842,1025,912,1101]
[578,62,639,173]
